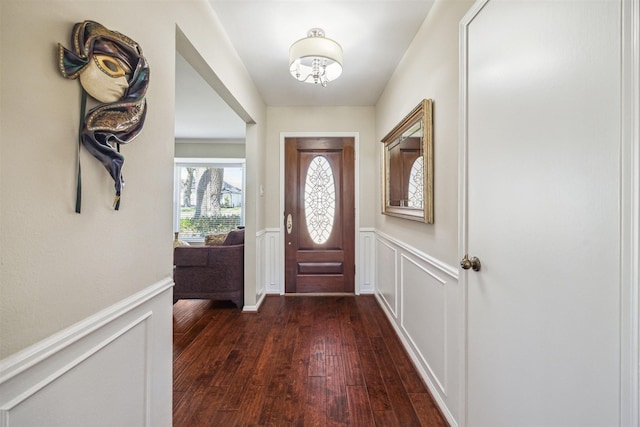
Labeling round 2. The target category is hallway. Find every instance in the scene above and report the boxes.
[173,295,447,426]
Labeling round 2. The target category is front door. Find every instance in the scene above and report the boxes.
[284,137,355,293]
[461,1,623,425]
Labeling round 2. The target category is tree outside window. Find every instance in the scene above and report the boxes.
[175,161,245,240]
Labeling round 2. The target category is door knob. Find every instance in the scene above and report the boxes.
[460,254,481,271]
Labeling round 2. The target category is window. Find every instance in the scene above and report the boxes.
[304,155,336,244]
[174,158,245,241]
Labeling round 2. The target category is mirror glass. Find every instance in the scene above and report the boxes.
[381,99,433,223]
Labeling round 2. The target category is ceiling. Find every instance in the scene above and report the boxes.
[174,0,435,140]
[174,51,247,140]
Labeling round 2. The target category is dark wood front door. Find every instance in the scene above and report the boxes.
[284,137,355,293]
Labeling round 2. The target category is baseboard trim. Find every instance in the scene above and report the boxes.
[242,291,266,312]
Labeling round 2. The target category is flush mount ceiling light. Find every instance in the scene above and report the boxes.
[289,28,343,87]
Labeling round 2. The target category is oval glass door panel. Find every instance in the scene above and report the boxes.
[407,155,424,208]
[304,155,336,244]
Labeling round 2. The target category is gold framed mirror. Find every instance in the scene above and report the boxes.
[381,99,433,223]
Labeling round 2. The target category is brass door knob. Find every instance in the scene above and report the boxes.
[460,254,481,271]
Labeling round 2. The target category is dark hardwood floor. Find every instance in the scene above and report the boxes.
[173,295,448,427]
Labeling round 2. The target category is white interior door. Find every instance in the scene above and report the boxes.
[461,1,624,426]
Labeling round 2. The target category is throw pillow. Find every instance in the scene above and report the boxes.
[205,233,228,246]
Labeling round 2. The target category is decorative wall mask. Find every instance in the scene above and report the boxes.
[58,20,149,212]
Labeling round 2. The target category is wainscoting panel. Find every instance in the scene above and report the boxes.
[0,278,173,427]
[256,230,265,299]
[375,237,398,318]
[263,228,282,294]
[358,229,376,294]
[401,254,447,395]
[374,232,461,427]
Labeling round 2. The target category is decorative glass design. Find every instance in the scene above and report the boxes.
[407,156,424,208]
[304,156,336,244]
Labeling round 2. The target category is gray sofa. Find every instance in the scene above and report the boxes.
[173,229,244,308]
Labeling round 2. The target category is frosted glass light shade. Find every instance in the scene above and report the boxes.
[289,28,343,86]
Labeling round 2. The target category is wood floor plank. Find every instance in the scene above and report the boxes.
[248,319,285,386]
[292,324,312,383]
[235,384,267,426]
[172,306,216,359]
[258,370,297,426]
[384,335,430,394]
[185,385,229,426]
[308,333,326,377]
[373,409,402,427]
[259,312,302,426]
[347,301,392,412]
[326,355,349,426]
[368,300,430,394]
[309,300,327,377]
[339,317,365,386]
[209,348,243,386]
[172,390,186,414]
[173,295,449,427]
[172,377,218,426]
[173,313,217,379]
[341,346,365,387]
[173,349,216,392]
[356,340,393,411]
[324,303,341,356]
[409,393,448,427]
[206,410,239,427]
[354,295,384,337]
[172,299,214,334]
[303,375,327,427]
[219,326,268,410]
[370,336,424,427]
[347,385,376,426]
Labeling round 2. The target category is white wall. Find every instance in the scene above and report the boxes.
[373,1,475,425]
[376,0,474,266]
[0,0,266,424]
[174,140,246,158]
[2,0,172,358]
